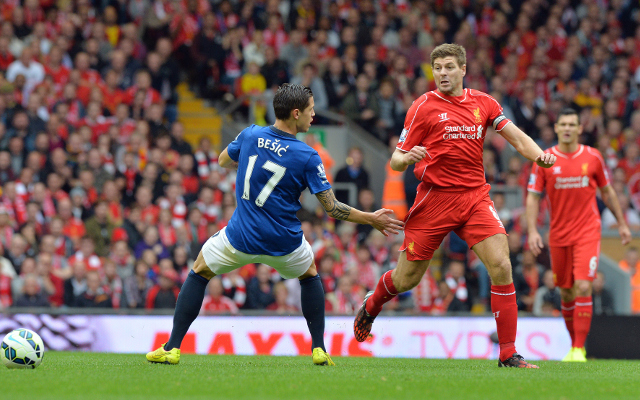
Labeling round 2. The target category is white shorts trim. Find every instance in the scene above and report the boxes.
[201,227,314,279]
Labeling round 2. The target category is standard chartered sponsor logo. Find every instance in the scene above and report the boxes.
[442,125,484,140]
[554,176,589,189]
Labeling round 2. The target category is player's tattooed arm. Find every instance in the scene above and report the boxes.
[316,189,351,220]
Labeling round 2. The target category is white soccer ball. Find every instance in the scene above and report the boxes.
[1,328,45,369]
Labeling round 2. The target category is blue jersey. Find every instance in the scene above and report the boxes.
[225,125,332,256]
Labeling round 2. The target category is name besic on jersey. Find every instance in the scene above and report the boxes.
[442,125,484,140]
[257,137,289,157]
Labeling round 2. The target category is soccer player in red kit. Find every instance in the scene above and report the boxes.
[353,43,557,368]
[526,108,631,362]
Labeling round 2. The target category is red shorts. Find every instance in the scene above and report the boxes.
[400,183,507,261]
[549,240,600,288]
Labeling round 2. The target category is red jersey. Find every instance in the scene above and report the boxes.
[528,145,610,246]
[397,88,510,189]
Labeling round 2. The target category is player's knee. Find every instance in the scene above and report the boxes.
[486,258,512,284]
[392,269,421,292]
[575,280,592,297]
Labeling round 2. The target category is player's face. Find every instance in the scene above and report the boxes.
[432,56,466,96]
[555,114,582,144]
[296,97,315,133]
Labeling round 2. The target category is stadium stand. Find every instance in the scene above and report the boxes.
[0,0,638,316]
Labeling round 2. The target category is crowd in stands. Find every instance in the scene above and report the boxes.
[0,0,638,316]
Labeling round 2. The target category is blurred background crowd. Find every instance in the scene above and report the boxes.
[0,0,639,316]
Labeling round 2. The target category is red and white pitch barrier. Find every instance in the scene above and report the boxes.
[0,315,570,360]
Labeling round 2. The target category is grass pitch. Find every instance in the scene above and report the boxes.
[1,352,639,400]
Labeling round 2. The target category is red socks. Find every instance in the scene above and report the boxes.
[561,300,576,347]
[491,283,518,361]
[573,296,593,348]
[365,271,398,316]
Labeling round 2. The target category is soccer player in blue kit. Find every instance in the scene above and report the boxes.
[147,84,404,366]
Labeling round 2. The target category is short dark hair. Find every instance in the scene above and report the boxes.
[273,83,313,120]
[557,108,580,124]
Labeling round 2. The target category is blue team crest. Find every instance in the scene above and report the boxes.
[317,164,329,184]
[399,128,408,143]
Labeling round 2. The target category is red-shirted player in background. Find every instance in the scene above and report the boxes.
[526,108,631,362]
[353,43,557,368]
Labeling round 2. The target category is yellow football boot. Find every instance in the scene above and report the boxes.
[312,347,335,366]
[572,347,587,362]
[146,343,181,365]
[561,348,574,362]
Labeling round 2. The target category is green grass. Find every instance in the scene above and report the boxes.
[2,352,639,400]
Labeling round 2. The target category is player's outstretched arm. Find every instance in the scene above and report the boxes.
[315,188,404,236]
[601,185,632,245]
[525,192,544,256]
[498,123,556,168]
[390,146,428,172]
[218,148,239,170]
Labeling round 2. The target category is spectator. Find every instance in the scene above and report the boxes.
[135,226,170,261]
[601,193,640,231]
[84,200,115,257]
[261,45,289,91]
[221,269,246,309]
[13,274,50,308]
[341,74,379,133]
[444,260,471,312]
[6,47,44,99]
[334,147,370,206]
[513,251,544,312]
[5,233,28,275]
[533,269,562,316]
[322,57,350,111]
[103,260,123,309]
[74,270,112,308]
[145,268,180,309]
[35,252,64,307]
[592,271,614,316]
[279,30,308,76]
[201,277,238,314]
[266,281,298,314]
[63,260,87,307]
[346,243,381,291]
[245,263,275,310]
[290,63,328,112]
[326,275,360,314]
[123,260,154,309]
[375,79,404,142]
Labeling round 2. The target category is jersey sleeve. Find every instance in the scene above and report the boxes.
[527,163,546,194]
[397,94,429,151]
[304,153,333,194]
[483,93,511,131]
[226,127,249,162]
[590,148,611,188]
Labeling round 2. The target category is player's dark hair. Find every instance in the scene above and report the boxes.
[557,108,580,124]
[430,43,466,68]
[273,83,313,120]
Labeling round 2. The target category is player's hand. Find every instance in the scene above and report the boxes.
[619,224,632,245]
[535,153,556,168]
[528,230,544,257]
[370,209,404,236]
[404,146,428,166]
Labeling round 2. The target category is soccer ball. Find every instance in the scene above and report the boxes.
[1,328,45,369]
